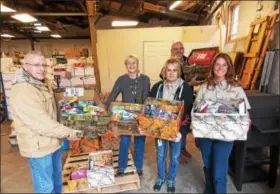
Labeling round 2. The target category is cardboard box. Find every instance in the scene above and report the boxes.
[137,97,184,141]
[108,102,142,136]
[55,89,109,138]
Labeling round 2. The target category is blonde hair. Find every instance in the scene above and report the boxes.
[124,54,139,65]
[160,58,182,80]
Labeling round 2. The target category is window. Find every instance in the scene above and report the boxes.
[226,1,240,42]
[230,4,240,40]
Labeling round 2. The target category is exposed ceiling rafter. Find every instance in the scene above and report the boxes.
[142,2,198,21]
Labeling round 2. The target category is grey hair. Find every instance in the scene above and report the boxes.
[124,54,139,65]
[24,51,44,64]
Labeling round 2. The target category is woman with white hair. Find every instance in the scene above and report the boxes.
[105,54,150,176]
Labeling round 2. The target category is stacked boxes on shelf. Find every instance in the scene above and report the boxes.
[51,55,95,89]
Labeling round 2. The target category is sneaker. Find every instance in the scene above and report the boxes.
[137,169,143,177]
[117,169,124,176]
[167,181,175,193]
[153,179,164,191]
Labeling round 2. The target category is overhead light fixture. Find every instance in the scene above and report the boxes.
[1,34,15,38]
[51,34,62,38]
[112,21,139,27]
[34,30,42,33]
[35,26,50,31]
[34,23,42,26]
[169,1,182,10]
[11,13,37,23]
[1,4,16,12]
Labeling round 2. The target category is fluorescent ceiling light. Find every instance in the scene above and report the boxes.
[51,34,62,38]
[11,13,37,23]
[34,23,42,26]
[1,4,16,12]
[35,26,50,31]
[112,21,139,27]
[169,1,182,10]
[1,34,15,38]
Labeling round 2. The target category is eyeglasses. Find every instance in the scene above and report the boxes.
[25,63,48,68]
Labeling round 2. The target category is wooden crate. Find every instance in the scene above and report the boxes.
[62,150,140,193]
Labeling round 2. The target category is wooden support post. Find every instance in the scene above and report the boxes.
[30,38,35,51]
[86,0,101,92]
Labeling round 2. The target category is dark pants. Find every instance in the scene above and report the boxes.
[180,125,189,153]
[118,135,146,171]
[198,138,233,194]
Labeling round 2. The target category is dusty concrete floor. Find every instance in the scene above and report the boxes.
[1,121,280,193]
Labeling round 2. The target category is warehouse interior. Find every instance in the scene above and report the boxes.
[1,0,280,193]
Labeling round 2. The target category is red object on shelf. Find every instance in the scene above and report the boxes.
[54,67,67,72]
[73,63,85,68]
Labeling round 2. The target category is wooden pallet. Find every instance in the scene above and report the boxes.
[62,150,140,193]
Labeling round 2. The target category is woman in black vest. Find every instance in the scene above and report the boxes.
[149,58,193,193]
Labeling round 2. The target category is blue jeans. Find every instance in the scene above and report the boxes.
[155,138,181,183]
[118,135,146,171]
[28,149,62,193]
[180,125,189,152]
[198,138,233,194]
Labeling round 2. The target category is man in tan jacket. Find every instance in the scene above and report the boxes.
[9,51,82,193]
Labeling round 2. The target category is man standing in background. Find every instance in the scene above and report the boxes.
[170,41,188,67]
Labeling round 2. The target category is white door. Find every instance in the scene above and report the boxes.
[143,41,172,86]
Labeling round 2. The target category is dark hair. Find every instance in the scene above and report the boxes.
[207,52,238,89]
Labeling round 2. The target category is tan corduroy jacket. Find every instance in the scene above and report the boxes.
[9,68,75,158]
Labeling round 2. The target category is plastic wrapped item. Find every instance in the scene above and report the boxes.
[58,99,109,138]
[137,97,184,141]
[88,150,113,168]
[70,170,87,180]
[67,178,89,192]
[101,131,120,150]
[191,99,250,141]
[87,166,115,188]
[87,150,115,188]
[108,102,142,136]
[70,137,100,155]
[109,102,142,122]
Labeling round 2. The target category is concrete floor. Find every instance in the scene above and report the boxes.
[1,121,280,193]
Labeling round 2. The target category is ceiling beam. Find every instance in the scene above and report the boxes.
[202,0,225,24]
[118,0,127,11]
[1,12,87,16]
[12,36,91,40]
[0,24,33,39]
[143,2,198,21]
[182,1,198,11]
[78,0,88,13]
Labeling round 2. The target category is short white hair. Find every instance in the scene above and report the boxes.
[24,51,44,64]
[124,54,139,65]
